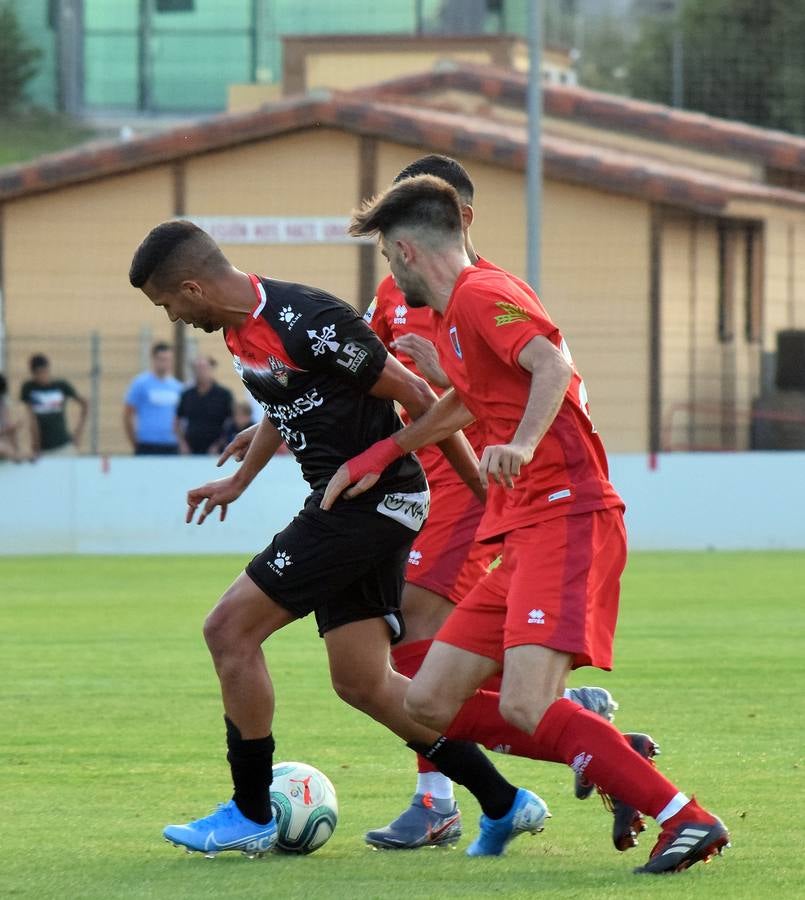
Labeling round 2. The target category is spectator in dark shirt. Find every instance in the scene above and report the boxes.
[20,354,88,458]
[221,400,257,450]
[175,356,234,455]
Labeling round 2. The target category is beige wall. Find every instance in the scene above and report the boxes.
[659,211,764,450]
[305,50,492,93]
[4,125,804,458]
[3,168,176,454]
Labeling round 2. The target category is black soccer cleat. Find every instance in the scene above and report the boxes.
[634,800,730,875]
[597,732,661,851]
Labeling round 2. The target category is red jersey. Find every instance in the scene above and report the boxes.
[435,265,623,542]
[366,274,484,484]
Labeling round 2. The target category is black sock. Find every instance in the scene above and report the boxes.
[408,736,518,820]
[225,716,274,825]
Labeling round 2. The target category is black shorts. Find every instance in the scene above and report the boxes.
[245,489,427,640]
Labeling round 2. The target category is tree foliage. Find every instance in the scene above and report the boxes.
[626,0,805,133]
[0,1,42,115]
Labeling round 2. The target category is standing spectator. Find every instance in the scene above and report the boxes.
[123,342,183,455]
[20,354,88,458]
[0,373,25,461]
[221,400,256,450]
[175,356,234,455]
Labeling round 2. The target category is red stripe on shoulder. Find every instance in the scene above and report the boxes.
[225,316,302,373]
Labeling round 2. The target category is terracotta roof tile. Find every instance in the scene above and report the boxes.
[360,62,805,173]
[1,89,804,214]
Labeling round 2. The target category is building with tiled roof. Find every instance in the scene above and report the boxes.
[1,64,804,454]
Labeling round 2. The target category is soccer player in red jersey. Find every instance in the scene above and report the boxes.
[362,156,624,851]
[324,176,730,873]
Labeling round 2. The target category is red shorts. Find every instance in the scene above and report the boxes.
[406,478,498,604]
[435,508,627,670]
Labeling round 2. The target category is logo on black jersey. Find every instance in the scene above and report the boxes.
[307,324,340,356]
[335,341,370,375]
[268,355,289,387]
[393,304,408,324]
[449,325,463,359]
[279,305,302,330]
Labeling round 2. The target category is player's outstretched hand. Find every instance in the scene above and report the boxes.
[479,443,534,489]
[217,423,259,466]
[391,333,450,388]
[186,475,245,525]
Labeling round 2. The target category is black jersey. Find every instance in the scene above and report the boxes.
[225,275,426,503]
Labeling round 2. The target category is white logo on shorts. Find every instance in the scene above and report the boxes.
[408,549,423,566]
[377,489,430,533]
[528,608,545,625]
[267,550,293,575]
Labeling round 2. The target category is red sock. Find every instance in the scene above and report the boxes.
[447,694,682,820]
[534,699,680,819]
[392,641,438,774]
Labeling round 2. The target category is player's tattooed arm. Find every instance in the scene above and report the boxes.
[186,417,283,524]
[479,335,571,489]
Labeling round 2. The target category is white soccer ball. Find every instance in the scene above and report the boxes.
[271,761,338,854]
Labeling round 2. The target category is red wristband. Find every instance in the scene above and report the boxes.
[346,435,405,482]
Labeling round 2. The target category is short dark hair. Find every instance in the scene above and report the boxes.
[394,155,474,203]
[29,353,49,372]
[349,175,463,243]
[129,220,228,291]
[151,342,172,357]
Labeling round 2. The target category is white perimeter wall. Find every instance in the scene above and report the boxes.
[0,453,803,555]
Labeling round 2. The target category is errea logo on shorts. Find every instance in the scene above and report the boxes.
[408,549,423,566]
[267,550,293,575]
[528,608,545,625]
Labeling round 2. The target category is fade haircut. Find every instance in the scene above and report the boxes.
[129,220,228,291]
[394,154,474,204]
[349,175,464,246]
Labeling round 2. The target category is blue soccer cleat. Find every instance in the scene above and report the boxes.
[466,788,550,857]
[163,800,277,858]
[365,793,462,849]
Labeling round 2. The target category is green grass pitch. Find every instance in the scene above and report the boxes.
[2,553,802,899]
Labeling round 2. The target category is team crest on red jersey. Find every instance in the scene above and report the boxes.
[449,325,463,359]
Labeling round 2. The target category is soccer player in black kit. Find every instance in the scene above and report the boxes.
[129,221,549,858]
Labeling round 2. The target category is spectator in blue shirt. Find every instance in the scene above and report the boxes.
[123,342,183,455]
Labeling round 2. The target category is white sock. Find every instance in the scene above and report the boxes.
[416,771,454,801]
[655,792,690,824]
